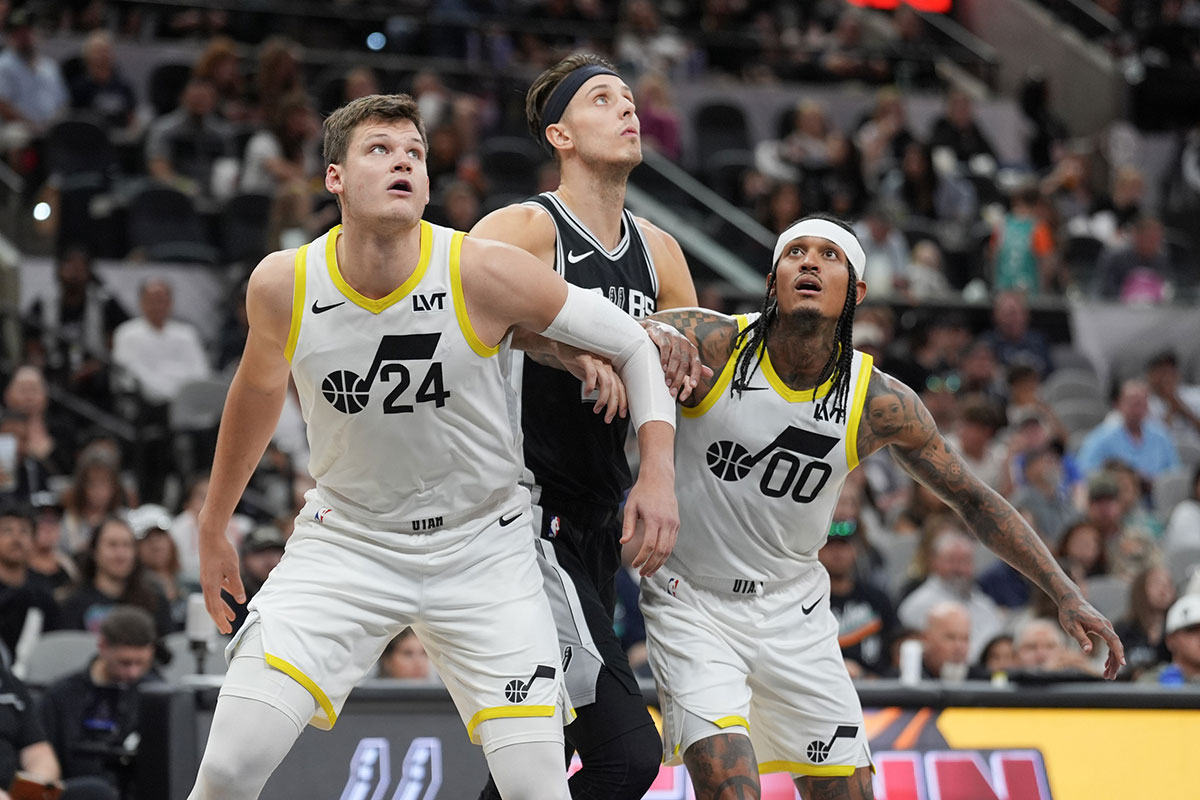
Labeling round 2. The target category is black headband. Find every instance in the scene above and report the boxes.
[540,65,620,152]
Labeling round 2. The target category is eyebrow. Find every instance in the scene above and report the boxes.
[586,81,632,97]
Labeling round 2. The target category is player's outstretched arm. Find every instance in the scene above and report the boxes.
[856,368,1126,679]
[648,307,740,409]
[198,250,295,633]
[461,236,679,574]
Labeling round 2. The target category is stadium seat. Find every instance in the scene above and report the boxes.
[219,192,273,265]
[146,62,194,116]
[706,148,755,205]
[17,630,98,688]
[1050,397,1109,435]
[692,102,751,166]
[44,118,117,191]
[170,377,231,478]
[1154,467,1193,522]
[1042,369,1104,404]
[1167,546,1200,592]
[899,216,941,250]
[1084,575,1129,622]
[1176,439,1200,468]
[1062,234,1105,286]
[1049,344,1097,375]
[126,186,222,265]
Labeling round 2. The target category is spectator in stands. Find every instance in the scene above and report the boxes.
[59,454,127,558]
[990,184,1057,295]
[915,601,988,681]
[1090,166,1146,245]
[852,203,909,298]
[0,501,58,660]
[39,606,161,794]
[434,180,482,233]
[1040,144,1099,226]
[818,7,891,84]
[1080,470,1157,581]
[977,632,1016,675]
[898,529,1005,663]
[1164,466,1200,554]
[614,0,690,79]
[67,31,136,135]
[221,524,285,635]
[59,517,172,637]
[944,397,1007,492]
[958,343,1007,408]
[377,627,432,681]
[1144,350,1200,448]
[878,140,975,223]
[27,493,78,598]
[1116,565,1175,674]
[111,279,212,503]
[3,366,72,477]
[1138,593,1200,685]
[1011,445,1078,546]
[129,505,194,631]
[252,37,305,122]
[341,66,380,105]
[144,76,236,198]
[928,88,997,176]
[855,87,915,187]
[1095,214,1175,301]
[1005,364,1068,447]
[1013,617,1099,675]
[979,290,1053,378]
[0,658,117,800]
[0,411,50,503]
[758,180,804,236]
[239,93,322,248]
[820,500,898,679]
[1106,458,1162,538]
[22,245,129,410]
[192,36,249,124]
[169,474,243,581]
[1078,379,1179,481]
[0,7,68,165]
[1018,67,1069,172]
[905,239,954,300]
[631,72,681,162]
[1056,520,1110,579]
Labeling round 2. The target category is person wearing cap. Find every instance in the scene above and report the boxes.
[130,505,196,631]
[1138,593,1200,685]
[469,53,704,800]
[818,487,898,678]
[641,213,1124,799]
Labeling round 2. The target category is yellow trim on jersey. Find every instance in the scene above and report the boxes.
[760,345,836,402]
[759,760,857,777]
[284,244,309,362]
[465,705,557,742]
[845,352,875,471]
[714,715,751,730]
[681,314,752,419]
[449,231,499,358]
[264,652,337,729]
[325,221,433,314]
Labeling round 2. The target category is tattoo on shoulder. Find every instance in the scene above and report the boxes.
[855,369,935,459]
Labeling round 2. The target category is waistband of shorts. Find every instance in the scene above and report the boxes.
[675,571,807,597]
[309,485,524,535]
[525,485,619,528]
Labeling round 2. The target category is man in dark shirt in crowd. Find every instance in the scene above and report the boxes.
[39,606,160,795]
[0,659,115,800]
[818,509,898,678]
[0,501,58,661]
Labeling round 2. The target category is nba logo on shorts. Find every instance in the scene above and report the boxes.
[314,507,332,523]
[667,578,679,597]
[548,516,560,538]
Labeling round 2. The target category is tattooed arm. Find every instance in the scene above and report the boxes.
[855,368,1126,679]
[648,308,740,408]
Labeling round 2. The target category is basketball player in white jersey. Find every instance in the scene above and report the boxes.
[471,54,703,800]
[641,213,1126,799]
[187,94,680,800]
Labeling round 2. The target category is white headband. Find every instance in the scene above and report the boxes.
[772,219,866,277]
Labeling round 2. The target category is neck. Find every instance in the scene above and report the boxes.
[335,219,423,299]
[555,167,629,249]
[765,310,839,389]
[0,562,25,587]
[27,549,56,571]
[1180,660,1200,681]
[94,573,125,597]
[1124,420,1143,438]
[89,658,109,685]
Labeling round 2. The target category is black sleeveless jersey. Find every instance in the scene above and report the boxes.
[520,192,660,508]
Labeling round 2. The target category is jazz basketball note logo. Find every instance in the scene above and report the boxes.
[806,725,858,763]
[322,334,450,415]
[504,665,556,703]
[706,426,840,504]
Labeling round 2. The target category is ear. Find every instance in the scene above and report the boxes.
[545,122,572,155]
[855,278,867,305]
[325,163,343,197]
[766,270,777,298]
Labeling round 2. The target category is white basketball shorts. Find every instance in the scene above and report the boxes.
[641,560,872,777]
[225,487,570,745]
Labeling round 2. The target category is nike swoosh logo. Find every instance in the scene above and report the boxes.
[801,595,823,615]
[498,511,522,527]
[566,250,594,263]
[312,300,346,314]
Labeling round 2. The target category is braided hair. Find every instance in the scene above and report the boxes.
[730,213,860,425]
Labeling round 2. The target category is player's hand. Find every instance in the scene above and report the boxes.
[198,524,246,635]
[558,344,627,423]
[1057,591,1125,680]
[622,463,679,577]
[641,319,712,403]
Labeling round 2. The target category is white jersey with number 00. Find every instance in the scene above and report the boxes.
[285,222,522,529]
[671,313,874,582]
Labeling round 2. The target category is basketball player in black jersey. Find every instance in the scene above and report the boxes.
[471,54,703,799]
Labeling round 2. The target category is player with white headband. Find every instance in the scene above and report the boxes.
[641,213,1125,799]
